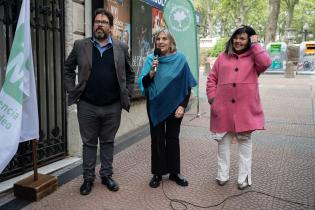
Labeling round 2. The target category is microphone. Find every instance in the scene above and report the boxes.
[153,48,161,72]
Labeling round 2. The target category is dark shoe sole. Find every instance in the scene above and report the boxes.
[80,182,93,195]
[149,181,161,188]
[80,190,91,195]
[169,176,188,187]
[238,184,251,190]
[107,186,119,192]
[216,179,228,186]
[101,181,119,192]
[149,175,162,188]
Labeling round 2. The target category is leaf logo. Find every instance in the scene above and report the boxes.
[168,5,191,32]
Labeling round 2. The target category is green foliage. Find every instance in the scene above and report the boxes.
[193,0,315,43]
[194,0,269,38]
[208,38,228,57]
[291,0,315,42]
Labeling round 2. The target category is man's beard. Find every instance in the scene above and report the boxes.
[94,28,108,40]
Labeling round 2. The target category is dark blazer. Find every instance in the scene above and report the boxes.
[64,37,134,111]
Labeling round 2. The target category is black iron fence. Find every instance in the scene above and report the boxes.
[0,0,66,182]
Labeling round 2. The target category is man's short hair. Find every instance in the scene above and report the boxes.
[93,8,114,27]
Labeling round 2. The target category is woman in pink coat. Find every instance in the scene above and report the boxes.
[206,25,271,190]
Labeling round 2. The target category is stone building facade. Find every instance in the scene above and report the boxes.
[0,0,160,184]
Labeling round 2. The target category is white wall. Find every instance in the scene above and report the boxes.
[200,37,219,48]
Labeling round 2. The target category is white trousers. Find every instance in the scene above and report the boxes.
[216,132,252,185]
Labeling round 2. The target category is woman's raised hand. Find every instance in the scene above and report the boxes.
[250,35,259,44]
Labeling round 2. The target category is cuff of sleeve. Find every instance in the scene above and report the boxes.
[207,90,216,99]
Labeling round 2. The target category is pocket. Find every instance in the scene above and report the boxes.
[210,98,219,118]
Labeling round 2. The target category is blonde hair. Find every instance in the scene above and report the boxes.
[153,28,177,53]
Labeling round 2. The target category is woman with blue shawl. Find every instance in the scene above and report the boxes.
[138,28,197,188]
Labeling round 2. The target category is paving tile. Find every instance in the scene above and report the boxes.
[20,74,315,210]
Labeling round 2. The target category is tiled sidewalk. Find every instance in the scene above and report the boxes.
[17,74,315,210]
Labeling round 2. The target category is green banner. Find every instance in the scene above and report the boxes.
[163,0,199,97]
[0,0,39,174]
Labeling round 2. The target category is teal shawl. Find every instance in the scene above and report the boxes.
[138,52,197,126]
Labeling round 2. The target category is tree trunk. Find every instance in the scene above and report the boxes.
[265,0,281,45]
[286,5,294,29]
[206,2,214,36]
[285,0,299,29]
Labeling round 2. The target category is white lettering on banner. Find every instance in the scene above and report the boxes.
[0,100,19,120]
[0,114,12,129]
[153,0,165,6]
[145,0,166,8]
[6,53,24,84]
[0,99,20,130]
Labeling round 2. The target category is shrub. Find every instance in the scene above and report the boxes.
[208,37,228,57]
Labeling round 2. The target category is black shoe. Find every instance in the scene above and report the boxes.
[149,175,162,188]
[101,176,119,191]
[80,180,93,195]
[169,174,188,187]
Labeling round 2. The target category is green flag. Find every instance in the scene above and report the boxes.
[0,0,39,173]
[163,0,199,98]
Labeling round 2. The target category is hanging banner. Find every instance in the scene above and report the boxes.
[163,0,199,97]
[0,0,39,173]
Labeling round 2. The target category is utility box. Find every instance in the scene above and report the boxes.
[298,41,315,74]
[266,42,287,73]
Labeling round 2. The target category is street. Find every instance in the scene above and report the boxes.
[19,73,315,210]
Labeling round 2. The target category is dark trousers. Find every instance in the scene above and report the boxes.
[149,112,183,175]
[77,100,121,181]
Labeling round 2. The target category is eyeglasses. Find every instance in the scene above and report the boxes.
[94,20,110,25]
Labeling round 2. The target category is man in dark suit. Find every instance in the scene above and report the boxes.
[64,8,134,195]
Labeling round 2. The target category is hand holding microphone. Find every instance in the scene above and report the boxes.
[153,48,161,72]
[150,48,161,78]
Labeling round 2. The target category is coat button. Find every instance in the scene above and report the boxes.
[231,99,235,103]
[235,68,238,72]
[232,83,236,87]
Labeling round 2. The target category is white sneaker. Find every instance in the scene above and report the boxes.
[238,177,250,190]
[216,179,228,186]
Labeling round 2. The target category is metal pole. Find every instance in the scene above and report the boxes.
[32,139,38,181]
[196,26,201,118]
[305,30,307,41]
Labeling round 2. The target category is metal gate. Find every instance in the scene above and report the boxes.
[0,0,66,182]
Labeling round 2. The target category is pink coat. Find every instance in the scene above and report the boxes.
[206,44,271,133]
